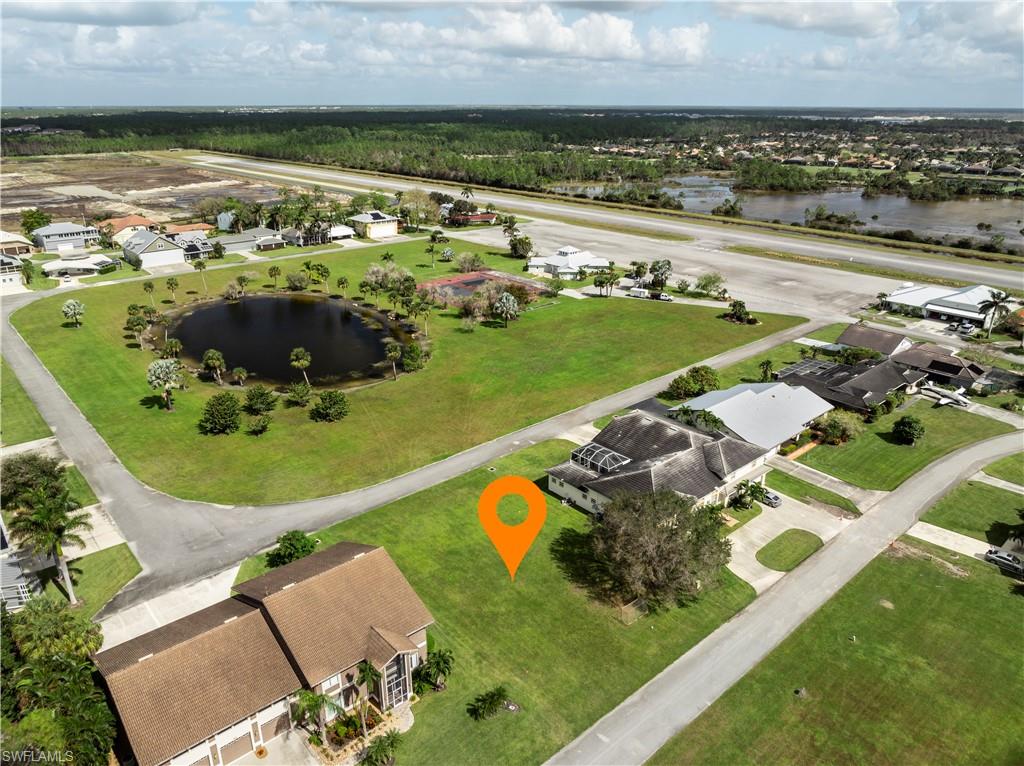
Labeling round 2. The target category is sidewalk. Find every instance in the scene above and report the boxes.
[907,521,990,559]
[973,471,1024,495]
[767,455,887,510]
[0,435,60,457]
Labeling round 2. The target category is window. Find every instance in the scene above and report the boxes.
[322,673,341,692]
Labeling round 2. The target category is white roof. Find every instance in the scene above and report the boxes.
[32,222,97,236]
[681,383,833,450]
[0,230,32,246]
[328,224,356,236]
[350,211,398,224]
[885,283,958,309]
[928,284,997,312]
[532,246,609,272]
[41,254,115,274]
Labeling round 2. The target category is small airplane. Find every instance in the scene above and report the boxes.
[924,382,971,407]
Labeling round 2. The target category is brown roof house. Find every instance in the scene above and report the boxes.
[95,543,433,766]
[835,324,913,357]
[892,343,996,392]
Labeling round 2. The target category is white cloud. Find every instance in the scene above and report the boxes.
[3,1,203,26]
[647,22,710,65]
[718,1,900,37]
[909,1,1023,53]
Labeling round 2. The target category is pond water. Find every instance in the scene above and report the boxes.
[170,294,400,386]
[551,175,1024,245]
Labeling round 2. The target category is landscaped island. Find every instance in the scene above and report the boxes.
[11,239,803,504]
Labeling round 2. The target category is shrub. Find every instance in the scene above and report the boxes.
[817,410,864,445]
[198,392,241,434]
[467,685,508,721]
[244,384,277,415]
[286,381,312,407]
[222,282,242,301]
[455,253,485,273]
[666,365,720,399]
[893,414,925,445]
[97,264,117,275]
[1,454,65,509]
[309,390,350,422]
[402,342,425,372]
[267,530,316,568]
[286,271,310,291]
[835,346,882,365]
[123,252,142,270]
[248,414,272,436]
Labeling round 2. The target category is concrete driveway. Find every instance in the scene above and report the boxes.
[727,493,851,593]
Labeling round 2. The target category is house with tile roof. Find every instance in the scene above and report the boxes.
[835,324,913,357]
[95,214,159,245]
[94,543,433,766]
[776,357,927,413]
[546,410,770,513]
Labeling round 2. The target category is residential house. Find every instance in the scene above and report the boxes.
[0,253,25,288]
[676,382,833,451]
[123,230,186,269]
[527,245,610,279]
[892,343,996,392]
[447,211,499,226]
[884,283,1007,329]
[216,211,237,231]
[280,223,355,247]
[31,222,100,252]
[777,357,927,413]
[350,211,400,239]
[164,222,215,235]
[546,410,770,513]
[211,227,285,254]
[95,215,159,245]
[171,231,214,261]
[41,253,116,277]
[94,542,433,766]
[993,166,1024,177]
[0,230,33,256]
[835,324,913,356]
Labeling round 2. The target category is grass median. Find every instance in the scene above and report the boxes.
[1,356,51,445]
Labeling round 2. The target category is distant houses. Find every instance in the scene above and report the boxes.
[211,226,286,254]
[31,222,100,253]
[0,230,33,256]
[280,223,355,247]
[527,245,610,280]
[883,284,1007,330]
[95,215,159,245]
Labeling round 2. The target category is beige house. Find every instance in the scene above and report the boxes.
[95,543,433,766]
[96,215,159,245]
[350,211,400,239]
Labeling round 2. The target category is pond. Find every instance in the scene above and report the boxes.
[168,294,403,386]
[551,175,1024,245]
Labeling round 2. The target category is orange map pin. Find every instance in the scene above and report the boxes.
[478,475,547,581]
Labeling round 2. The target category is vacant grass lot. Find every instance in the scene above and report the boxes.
[755,529,823,571]
[1,356,51,445]
[648,538,1024,766]
[716,323,846,388]
[12,239,800,504]
[922,480,1024,546]
[984,452,1024,485]
[798,400,1013,490]
[764,470,859,516]
[41,543,141,619]
[236,441,755,766]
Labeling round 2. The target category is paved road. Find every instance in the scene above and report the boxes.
[545,430,1022,766]
[1,287,823,612]
[183,153,1022,289]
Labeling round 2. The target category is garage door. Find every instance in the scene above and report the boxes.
[219,735,253,765]
[260,712,290,742]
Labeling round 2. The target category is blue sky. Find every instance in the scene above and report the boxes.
[2,1,1021,108]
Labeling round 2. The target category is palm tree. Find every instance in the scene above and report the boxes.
[294,689,341,745]
[166,277,179,304]
[695,410,725,432]
[460,185,474,200]
[355,660,382,739]
[290,347,312,385]
[162,338,183,358]
[425,648,454,690]
[9,488,92,606]
[875,291,888,309]
[268,265,282,289]
[759,359,774,382]
[193,259,208,294]
[384,339,401,381]
[233,367,248,387]
[143,280,156,306]
[236,274,250,297]
[336,276,349,297]
[979,289,1013,337]
[203,348,226,385]
[362,730,402,766]
[731,479,768,510]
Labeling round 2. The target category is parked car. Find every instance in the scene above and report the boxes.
[946,321,960,331]
[956,323,977,336]
[984,548,1024,577]
[763,490,783,508]
[657,293,673,302]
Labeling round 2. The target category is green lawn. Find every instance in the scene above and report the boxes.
[11,239,801,504]
[764,470,859,516]
[1,356,51,445]
[724,502,762,535]
[921,480,1024,546]
[716,323,847,388]
[648,538,1024,766]
[798,400,1013,490]
[236,441,755,766]
[984,453,1024,485]
[755,529,823,571]
[81,267,151,285]
[40,543,141,620]
[64,465,100,507]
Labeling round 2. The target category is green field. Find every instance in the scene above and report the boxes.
[11,239,800,504]
[1,356,51,445]
[41,543,141,619]
[648,538,1024,766]
[922,480,1024,546]
[755,529,823,571]
[716,323,846,388]
[984,453,1024,485]
[763,470,859,515]
[64,465,100,507]
[798,400,1013,490]
[81,267,151,285]
[236,441,755,766]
